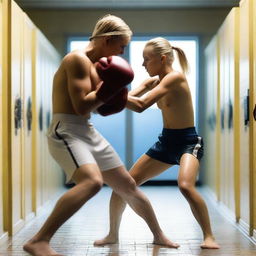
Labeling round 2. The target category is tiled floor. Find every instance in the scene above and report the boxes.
[1,186,256,255]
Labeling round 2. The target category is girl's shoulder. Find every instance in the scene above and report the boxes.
[162,71,186,87]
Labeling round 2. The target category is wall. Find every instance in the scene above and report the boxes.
[24,9,231,56]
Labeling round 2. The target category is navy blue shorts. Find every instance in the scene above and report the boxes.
[145,127,204,165]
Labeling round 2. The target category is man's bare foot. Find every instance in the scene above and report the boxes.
[200,236,220,249]
[93,234,118,246]
[23,239,63,256]
[153,233,180,248]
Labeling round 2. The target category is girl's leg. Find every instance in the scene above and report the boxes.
[94,155,173,246]
[178,153,220,249]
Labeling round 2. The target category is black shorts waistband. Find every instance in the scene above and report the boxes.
[162,127,198,137]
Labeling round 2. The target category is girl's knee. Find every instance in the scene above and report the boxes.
[119,178,137,196]
[178,181,194,196]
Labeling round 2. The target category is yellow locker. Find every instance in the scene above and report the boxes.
[2,0,10,239]
[33,30,62,212]
[10,0,25,234]
[239,0,253,235]
[233,8,241,223]
[0,0,8,245]
[217,8,239,215]
[252,0,256,238]
[0,0,62,237]
[33,30,44,211]
[0,0,3,241]
[22,13,36,222]
[204,36,220,198]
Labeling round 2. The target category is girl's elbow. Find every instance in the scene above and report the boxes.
[136,107,145,113]
[136,103,147,113]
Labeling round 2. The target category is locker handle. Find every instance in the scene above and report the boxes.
[221,108,225,130]
[14,96,22,135]
[253,104,256,121]
[39,105,43,131]
[244,89,249,125]
[228,100,233,129]
[26,97,32,131]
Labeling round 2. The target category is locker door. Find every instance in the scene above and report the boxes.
[41,48,47,203]
[232,8,241,222]
[33,31,55,209]
[204,36,219,196]
[10,0,24,234]
[252,0,256,237]
[33,30,43,210]
[239,0,252,234]
[0,0,7,243]
[217,8,239,214]
[219,22,229,206]
[22,13,35,221]
[226,8,240,216]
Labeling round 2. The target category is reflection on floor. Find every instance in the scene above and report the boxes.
[1,186,256,255]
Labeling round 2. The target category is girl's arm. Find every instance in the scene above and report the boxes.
[126,72,183,112]
[129,77,159,97]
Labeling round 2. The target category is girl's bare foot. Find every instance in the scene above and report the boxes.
[200,236,220,249]
[94,234,118,246]
[153,232,180,248]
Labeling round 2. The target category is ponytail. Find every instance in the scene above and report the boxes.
[172,46,189,74]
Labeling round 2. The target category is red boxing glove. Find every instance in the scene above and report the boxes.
[97,87,128,116]
[96,56,134,103]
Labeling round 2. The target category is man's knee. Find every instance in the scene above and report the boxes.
[77,176,103,196]
[89,177,103,193]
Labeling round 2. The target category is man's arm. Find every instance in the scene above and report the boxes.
[65,53,102,116]
[126,72,183,112]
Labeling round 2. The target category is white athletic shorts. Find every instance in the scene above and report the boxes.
[47,113,124,184]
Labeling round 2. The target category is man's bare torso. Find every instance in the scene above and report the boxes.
[52,51,100,115]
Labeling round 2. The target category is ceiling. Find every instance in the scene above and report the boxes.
[15,0,241,9]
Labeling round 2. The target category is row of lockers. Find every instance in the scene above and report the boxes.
[0,0,63,243]
[202,0,256,239]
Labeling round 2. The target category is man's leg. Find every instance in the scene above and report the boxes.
[178,153,219,249]
[23,164,103,256]
[96,160,179,248]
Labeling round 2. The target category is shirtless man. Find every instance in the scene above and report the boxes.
[95,37,220,249]
[23,17,179,256]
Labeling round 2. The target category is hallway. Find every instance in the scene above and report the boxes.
[0,186,255,256]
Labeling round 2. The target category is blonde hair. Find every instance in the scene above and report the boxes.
[145,37,189,74]
[90,14,132,41]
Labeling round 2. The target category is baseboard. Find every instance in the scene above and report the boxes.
[25,212,35,223]
[239,218,250,235]
[13,219,25,235]
[0,232,8,246]
[203,186,256,245]
[253,229,256,244]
